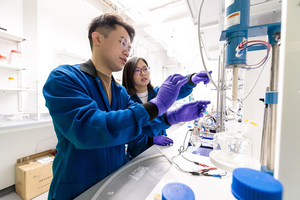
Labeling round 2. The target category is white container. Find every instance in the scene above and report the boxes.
[0,54,8,65]
[9,50,22,66]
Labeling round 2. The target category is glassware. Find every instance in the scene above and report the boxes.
[190,126,202,147]
[213,132,253,158]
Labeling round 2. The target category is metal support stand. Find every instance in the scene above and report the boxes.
[216,55,221,130]
[260,39,280,172]
[218,46,226,132]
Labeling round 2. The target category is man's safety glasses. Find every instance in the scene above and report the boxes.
[105,35,134,57]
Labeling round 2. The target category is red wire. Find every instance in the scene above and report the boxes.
[247,56,267,66]
[237,40,271,67]
[201,167,217,171]
[239,40,271,50]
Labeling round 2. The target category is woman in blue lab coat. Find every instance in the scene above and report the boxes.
[122,57,212,159]
[43,13,210,200]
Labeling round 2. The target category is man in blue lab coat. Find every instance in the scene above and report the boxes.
[43,13,210,200]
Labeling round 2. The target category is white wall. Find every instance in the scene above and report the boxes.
[132,45,166,87]
[0,0,179,191]
[0,0,102,190]
[243,49,272,161]
[191,57,219,110]
[276,1,300,199]
[0,126,57,190]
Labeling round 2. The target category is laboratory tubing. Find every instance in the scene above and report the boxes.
[9,50,22,66]
[8,77,15,88]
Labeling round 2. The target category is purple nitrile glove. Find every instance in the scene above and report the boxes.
[166,100,211,125]
[153,135,173,146]
[191,70,212,85]
[149,74,188,116]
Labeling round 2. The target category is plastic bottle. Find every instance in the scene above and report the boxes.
[9,50,22,66]
[8,77,15,88]
[232,168,283,200]
[243,119,257,135]
[162,182,195,200]
[0,54,8,64]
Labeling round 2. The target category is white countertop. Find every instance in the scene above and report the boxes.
[75,124,237,200]
[0,118,52,134]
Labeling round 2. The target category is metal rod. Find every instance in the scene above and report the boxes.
[220,46,226,132]
[266,44,280,171]
[216,54,221,130]
[232,67,239,110]
[260,87,270,166]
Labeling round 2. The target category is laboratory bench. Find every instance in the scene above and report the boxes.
[0,114,52,135]
[75,125,236,200]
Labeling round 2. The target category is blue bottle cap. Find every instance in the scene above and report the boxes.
[162,182,195,200]
[232,168,283,200]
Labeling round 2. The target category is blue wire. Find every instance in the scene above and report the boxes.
[237,43,269,69]
[239,43,268,52]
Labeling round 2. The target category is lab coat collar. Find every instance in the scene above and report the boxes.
[80,59,98,78]
[132,89,156,104]
[80,59,118,85]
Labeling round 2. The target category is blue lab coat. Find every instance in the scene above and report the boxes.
[126,77,196,158]
[43,60,159,200]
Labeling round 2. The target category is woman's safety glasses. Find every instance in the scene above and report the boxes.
[134,67,150,75]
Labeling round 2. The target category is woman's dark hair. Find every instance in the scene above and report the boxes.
[88,13,135,51]
[122,57,154,96]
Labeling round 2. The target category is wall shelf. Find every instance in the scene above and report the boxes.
[0,88,29,91]
[0,29,29,42]
[0,63,28,71]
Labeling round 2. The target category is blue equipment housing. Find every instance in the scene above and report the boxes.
[224,0,250,68]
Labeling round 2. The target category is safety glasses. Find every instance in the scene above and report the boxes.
[134,67,150,75]
[105,35,134,57]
